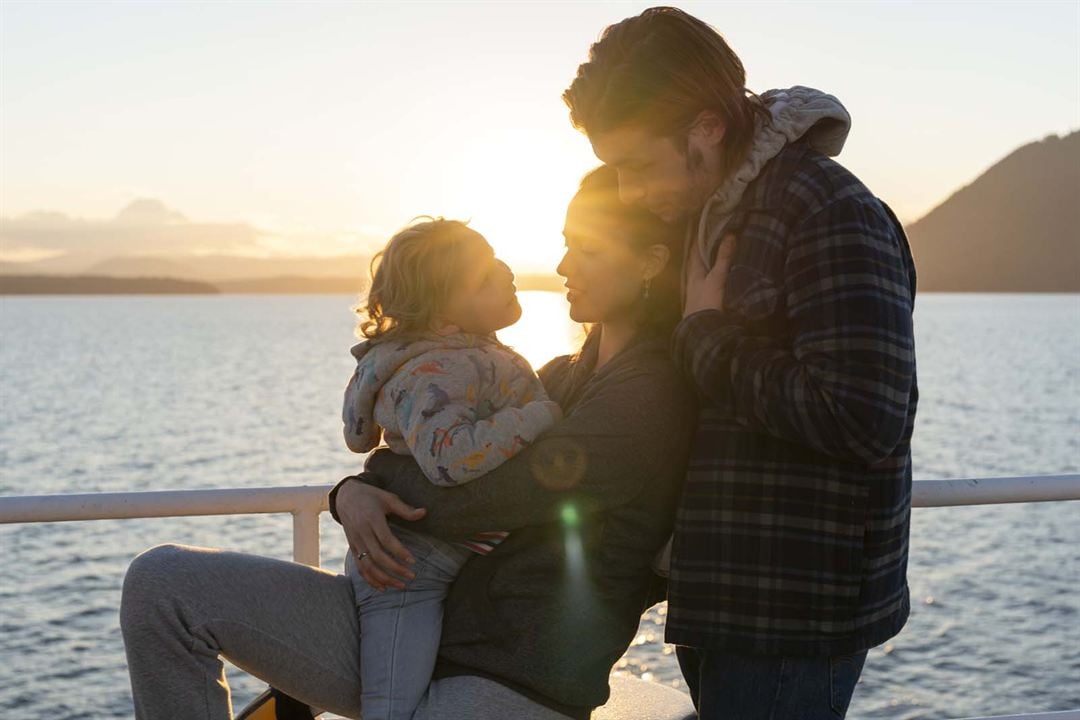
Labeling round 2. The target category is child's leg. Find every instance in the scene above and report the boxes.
[346,527,472,720]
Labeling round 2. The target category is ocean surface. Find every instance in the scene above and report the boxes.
[0,291,1077,720]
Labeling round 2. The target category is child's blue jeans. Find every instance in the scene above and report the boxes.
[344,525,472,720]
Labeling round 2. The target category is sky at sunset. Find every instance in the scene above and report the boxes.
[2,1,1078,272]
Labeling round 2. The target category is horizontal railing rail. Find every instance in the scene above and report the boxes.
[0,484,329,566]
[2,474,1077,567]
[1,473,1077,720]
[959,713,1080,720]
[910,474,1080,506]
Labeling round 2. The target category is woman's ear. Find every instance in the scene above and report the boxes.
[641,243,672,282]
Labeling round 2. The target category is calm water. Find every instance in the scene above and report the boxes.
[1,292,1078,719]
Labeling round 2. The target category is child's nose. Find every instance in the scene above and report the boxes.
[557,251,573,278]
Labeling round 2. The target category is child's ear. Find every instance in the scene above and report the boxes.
[428,313,460,336]
[434,323,461,336]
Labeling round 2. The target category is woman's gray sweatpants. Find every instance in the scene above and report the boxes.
[119,543,572,720]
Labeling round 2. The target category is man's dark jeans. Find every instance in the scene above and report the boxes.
[676,646,868,719]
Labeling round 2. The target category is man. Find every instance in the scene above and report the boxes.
[563,7,918,718]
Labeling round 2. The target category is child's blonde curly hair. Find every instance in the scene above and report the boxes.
[355,217,489,342]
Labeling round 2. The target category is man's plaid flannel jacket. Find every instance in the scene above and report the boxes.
[667,142,918,656]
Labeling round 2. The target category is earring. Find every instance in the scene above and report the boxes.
[642,277,651,300]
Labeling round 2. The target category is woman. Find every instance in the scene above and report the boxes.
[119,166,695,719]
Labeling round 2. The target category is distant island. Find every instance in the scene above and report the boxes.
[2,131,1077,294]
[215,276,363,294]
[0,275,219,295]
[0,272,565,295]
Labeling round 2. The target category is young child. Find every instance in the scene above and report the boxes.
[341,217,561,720]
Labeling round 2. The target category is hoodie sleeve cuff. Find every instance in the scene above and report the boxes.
[328,462,403,524]
[327,475,358,525]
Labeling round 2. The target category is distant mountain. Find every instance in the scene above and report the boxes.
[86,254,369,281]
[209,273,563,295]
[0,275,218,295]
[0,253,368,282]
[0,255,94,276]
[0,271,566,296]
[5,132,1075,293]
[905,131,1080,292]
[216,276,364,294]
[85,256,201,278]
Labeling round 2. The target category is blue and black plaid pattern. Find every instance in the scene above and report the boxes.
[667,144,918,656]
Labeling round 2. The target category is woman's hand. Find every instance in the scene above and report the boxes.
[683,234,737,318]
[335,478,426,591]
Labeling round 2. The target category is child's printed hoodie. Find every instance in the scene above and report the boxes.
[343,332,561,487]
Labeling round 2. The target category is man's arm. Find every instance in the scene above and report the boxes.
[363,363,690,541]
[672,194,915,465]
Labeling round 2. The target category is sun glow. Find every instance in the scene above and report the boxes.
[499,291,585,370]
[438,129,598,276]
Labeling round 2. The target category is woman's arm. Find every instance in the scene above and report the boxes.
[333,478,425,591]
[363,361,692,541]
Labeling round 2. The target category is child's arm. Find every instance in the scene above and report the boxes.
[394,354,561,486]
[342,364,377,454]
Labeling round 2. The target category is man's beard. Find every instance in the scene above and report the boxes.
[687,144,705,173]
[686,144,715,212]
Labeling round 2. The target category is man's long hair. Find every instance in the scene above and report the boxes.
[563,7,769,177]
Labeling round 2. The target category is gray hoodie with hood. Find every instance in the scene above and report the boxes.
[690,85,852,272]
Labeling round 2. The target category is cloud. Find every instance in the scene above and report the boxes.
[112,198,188,224]
[0,198,269,259]
[0,199,398,269]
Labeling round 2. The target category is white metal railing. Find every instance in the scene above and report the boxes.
[0,484,329,566]
[2,474,1077,567]
[910,474,1080,506]
[1,473,1078,720]
[960,713,1080,720]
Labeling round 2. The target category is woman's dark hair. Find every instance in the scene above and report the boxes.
[573,165,683,338]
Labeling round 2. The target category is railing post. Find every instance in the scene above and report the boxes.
[292,505,321,567]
